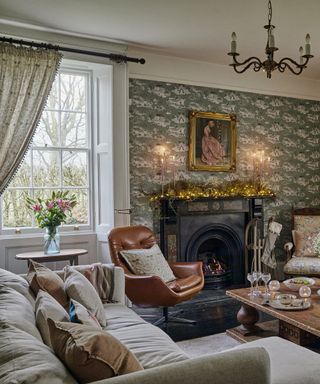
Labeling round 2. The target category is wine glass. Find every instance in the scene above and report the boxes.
[247,272,256,296]
[261,272,271,296]
[252,271,262,296]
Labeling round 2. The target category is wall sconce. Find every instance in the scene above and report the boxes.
[251,150,270,184]
[154,144,176,195]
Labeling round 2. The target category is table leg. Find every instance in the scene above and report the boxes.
[74,256,78,265]
[236,303,260,334]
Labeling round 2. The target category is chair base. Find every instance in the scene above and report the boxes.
[152,307,196,326]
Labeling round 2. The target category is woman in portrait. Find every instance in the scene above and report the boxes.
[201,120,225,165]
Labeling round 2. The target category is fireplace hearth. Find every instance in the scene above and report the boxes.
[159,197,264,289]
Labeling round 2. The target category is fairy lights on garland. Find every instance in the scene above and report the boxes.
[148,180,275,203]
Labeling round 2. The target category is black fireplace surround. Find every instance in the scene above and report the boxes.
[159,198,263,289]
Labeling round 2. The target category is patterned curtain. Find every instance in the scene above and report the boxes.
[0,43,62,194]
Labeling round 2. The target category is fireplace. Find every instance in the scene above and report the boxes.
[159,198,264,289]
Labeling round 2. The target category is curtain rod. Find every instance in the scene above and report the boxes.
[0,36,146,64]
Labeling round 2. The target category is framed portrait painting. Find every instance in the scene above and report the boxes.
[188,111,237,172]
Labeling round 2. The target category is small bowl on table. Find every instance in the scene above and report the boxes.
[283,277,315,292]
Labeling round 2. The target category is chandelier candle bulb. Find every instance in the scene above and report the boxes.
[299,46,304,64]
[231,32,237,53]
[305,34,311,55]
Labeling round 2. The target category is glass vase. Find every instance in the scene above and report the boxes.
[43,226,60,255]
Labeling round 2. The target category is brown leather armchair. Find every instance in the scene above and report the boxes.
[108,225,204,324]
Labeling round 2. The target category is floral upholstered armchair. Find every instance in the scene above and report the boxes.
[283,208,320,277]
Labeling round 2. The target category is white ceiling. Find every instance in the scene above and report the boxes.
[1,0,320,79]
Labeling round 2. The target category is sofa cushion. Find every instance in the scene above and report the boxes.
[0,321,76,384]
[48,320,143,384]
[0,284,42,341]
[103,304,188,369]
[69,299,101,329]
[0,268,35,307]
[35,290,70,347]
[64,266,106,327]
[27,261,68,309]
[120,244,176,283]
[235,336,320,384]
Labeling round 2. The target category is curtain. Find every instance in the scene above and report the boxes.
[0,43,62,194]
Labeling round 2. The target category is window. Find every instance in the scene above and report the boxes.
[1,68,91,231]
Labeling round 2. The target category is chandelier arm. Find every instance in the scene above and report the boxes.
[231,55,263,67]
[231,59,263,74]
[277,57,310,75]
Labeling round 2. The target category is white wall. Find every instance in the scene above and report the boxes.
[128,49,320,101]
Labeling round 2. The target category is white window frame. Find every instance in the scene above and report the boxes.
[0,59,114,238]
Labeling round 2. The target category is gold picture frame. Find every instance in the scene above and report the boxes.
[188,111,237,172]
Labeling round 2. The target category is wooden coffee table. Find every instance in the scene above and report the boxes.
[226,283,320,346]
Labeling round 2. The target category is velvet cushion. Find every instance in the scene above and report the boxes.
[120,244,176,283]
[64,266,106,327]
[27,260,68,309]
[48,320,143,384]
[69,299,101,329]
[35,290,70,347]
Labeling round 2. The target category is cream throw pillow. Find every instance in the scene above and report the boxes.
[64,266,106,327]
[69,299,101,329]
[35,290,70,347]
[120,244,176,283]
[48,320,143,384]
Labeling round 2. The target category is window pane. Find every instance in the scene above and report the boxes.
[60,112,87,148]
[33,150,61,187]
[33,111,60,147]
[60,73,86,112]
[2,189,32,228]
[10,152,31,187]
[64,189,88,225]
[63,151,88,187]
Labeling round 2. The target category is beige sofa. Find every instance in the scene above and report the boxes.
[0,265,319,384]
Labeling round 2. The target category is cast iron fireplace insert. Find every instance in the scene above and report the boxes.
[159,198,264,289]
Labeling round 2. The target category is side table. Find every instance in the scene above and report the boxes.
[15,249,88,267]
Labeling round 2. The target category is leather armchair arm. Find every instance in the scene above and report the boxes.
[124,274,180,307]
[169,261,203,279]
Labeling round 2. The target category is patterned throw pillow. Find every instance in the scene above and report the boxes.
[120,244,176,283]
[27,261,68,309]
[69,299,101,329]
[64,266,106,327]
[48,320,143,383]
[294,215,320,233]
[293,230,319,257]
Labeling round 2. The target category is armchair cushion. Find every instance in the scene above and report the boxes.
[284,256,320,275]
[120,244,176,283]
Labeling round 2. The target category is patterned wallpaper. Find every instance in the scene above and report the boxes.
[129,79,320,260]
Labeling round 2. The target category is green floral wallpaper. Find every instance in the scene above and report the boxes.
[129,79,320,259]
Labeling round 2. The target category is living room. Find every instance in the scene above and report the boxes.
[0,1,320,383]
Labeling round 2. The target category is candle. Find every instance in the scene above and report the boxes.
[299,46,304,65]
[299,286,311,298]
[305,34,311,56]
[231,32,237,53]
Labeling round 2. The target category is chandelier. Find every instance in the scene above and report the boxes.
[228,0,313,78]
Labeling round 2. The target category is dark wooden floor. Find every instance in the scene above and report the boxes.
[132,289,243,342]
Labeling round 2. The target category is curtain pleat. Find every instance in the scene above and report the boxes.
[0,43,62,194]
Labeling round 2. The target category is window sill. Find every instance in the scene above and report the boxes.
[0,230,97,241]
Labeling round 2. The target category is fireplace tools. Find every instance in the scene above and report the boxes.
[245,217,282,275]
